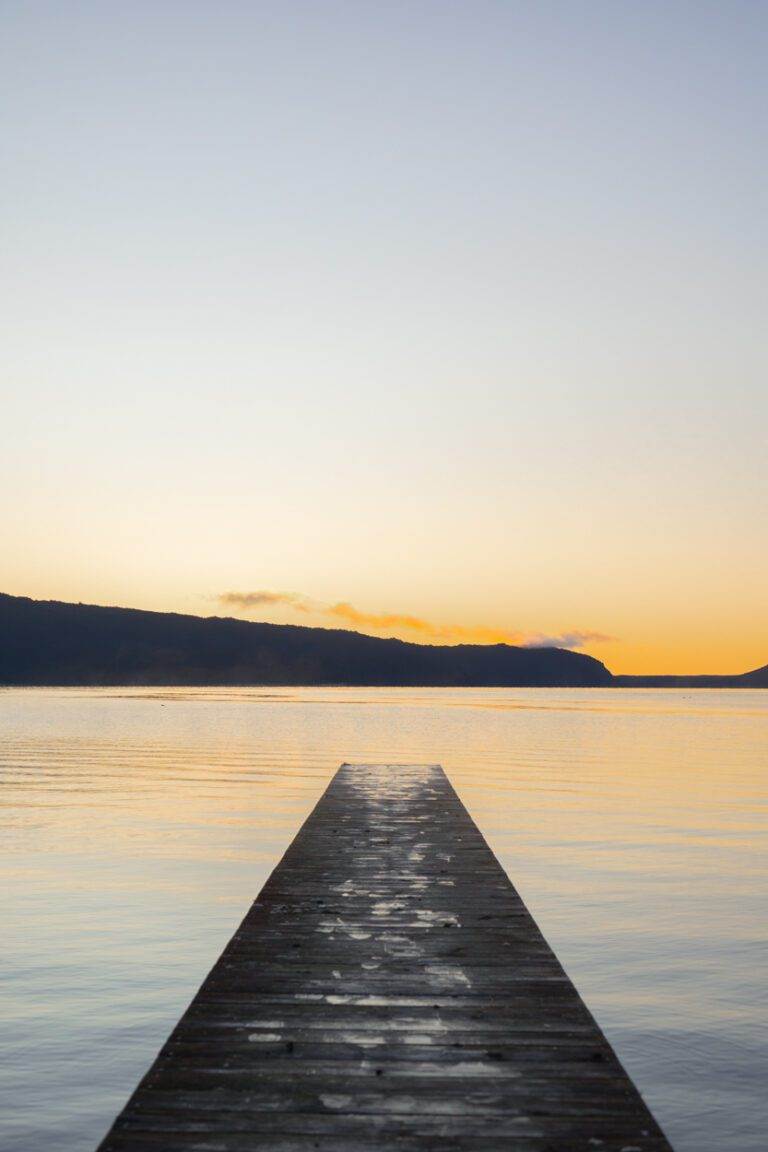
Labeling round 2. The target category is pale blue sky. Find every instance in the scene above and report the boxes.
[2,2,767,671]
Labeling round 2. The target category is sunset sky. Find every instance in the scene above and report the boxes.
[2,2,767,675]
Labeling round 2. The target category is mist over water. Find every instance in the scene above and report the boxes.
[1,687,766,1151]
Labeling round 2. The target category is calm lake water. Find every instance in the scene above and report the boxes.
[1,687,766,1150]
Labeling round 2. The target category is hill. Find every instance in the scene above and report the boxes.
[0,593,612,687]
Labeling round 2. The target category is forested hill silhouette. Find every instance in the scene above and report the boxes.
[0,593,611,687]
[2,594,765,687]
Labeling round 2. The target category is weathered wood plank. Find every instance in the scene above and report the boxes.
[97,763,673,1151]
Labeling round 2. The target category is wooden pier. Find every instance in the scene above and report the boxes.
[98,763,673,1151]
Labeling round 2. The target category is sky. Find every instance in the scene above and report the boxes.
[2,1,767,675]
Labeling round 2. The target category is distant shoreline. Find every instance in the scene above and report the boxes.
[1,680,765,690]
[612,675,767,688]
[1,681,766,690]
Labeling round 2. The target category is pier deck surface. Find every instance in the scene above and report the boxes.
[98,762,673,1151]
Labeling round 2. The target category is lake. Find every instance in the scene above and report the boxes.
[1,687,766,1150]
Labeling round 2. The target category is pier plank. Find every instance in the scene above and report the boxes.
[97,763,672,1151]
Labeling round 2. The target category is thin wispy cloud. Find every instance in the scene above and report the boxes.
[523,630,615,650]
[326,601,456,637]
[219,590,315,613]
[325,602,537,645]
[218,591,613,651]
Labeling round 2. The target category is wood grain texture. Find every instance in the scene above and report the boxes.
[97,763,673,1151]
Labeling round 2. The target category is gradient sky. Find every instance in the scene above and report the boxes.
[2,1,767,674]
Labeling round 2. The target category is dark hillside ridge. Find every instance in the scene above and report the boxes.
[3,593,764,687]
[0,593,611,687]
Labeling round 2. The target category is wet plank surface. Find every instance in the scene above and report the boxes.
[98,763,673,1151]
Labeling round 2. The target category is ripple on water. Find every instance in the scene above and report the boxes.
[1,686,766,1152]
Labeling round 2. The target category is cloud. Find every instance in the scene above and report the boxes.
[218,590,314,613]
[522,630,614,650]
[217,591,612,651]
[317,605,611,649]
[325,601,447,637]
